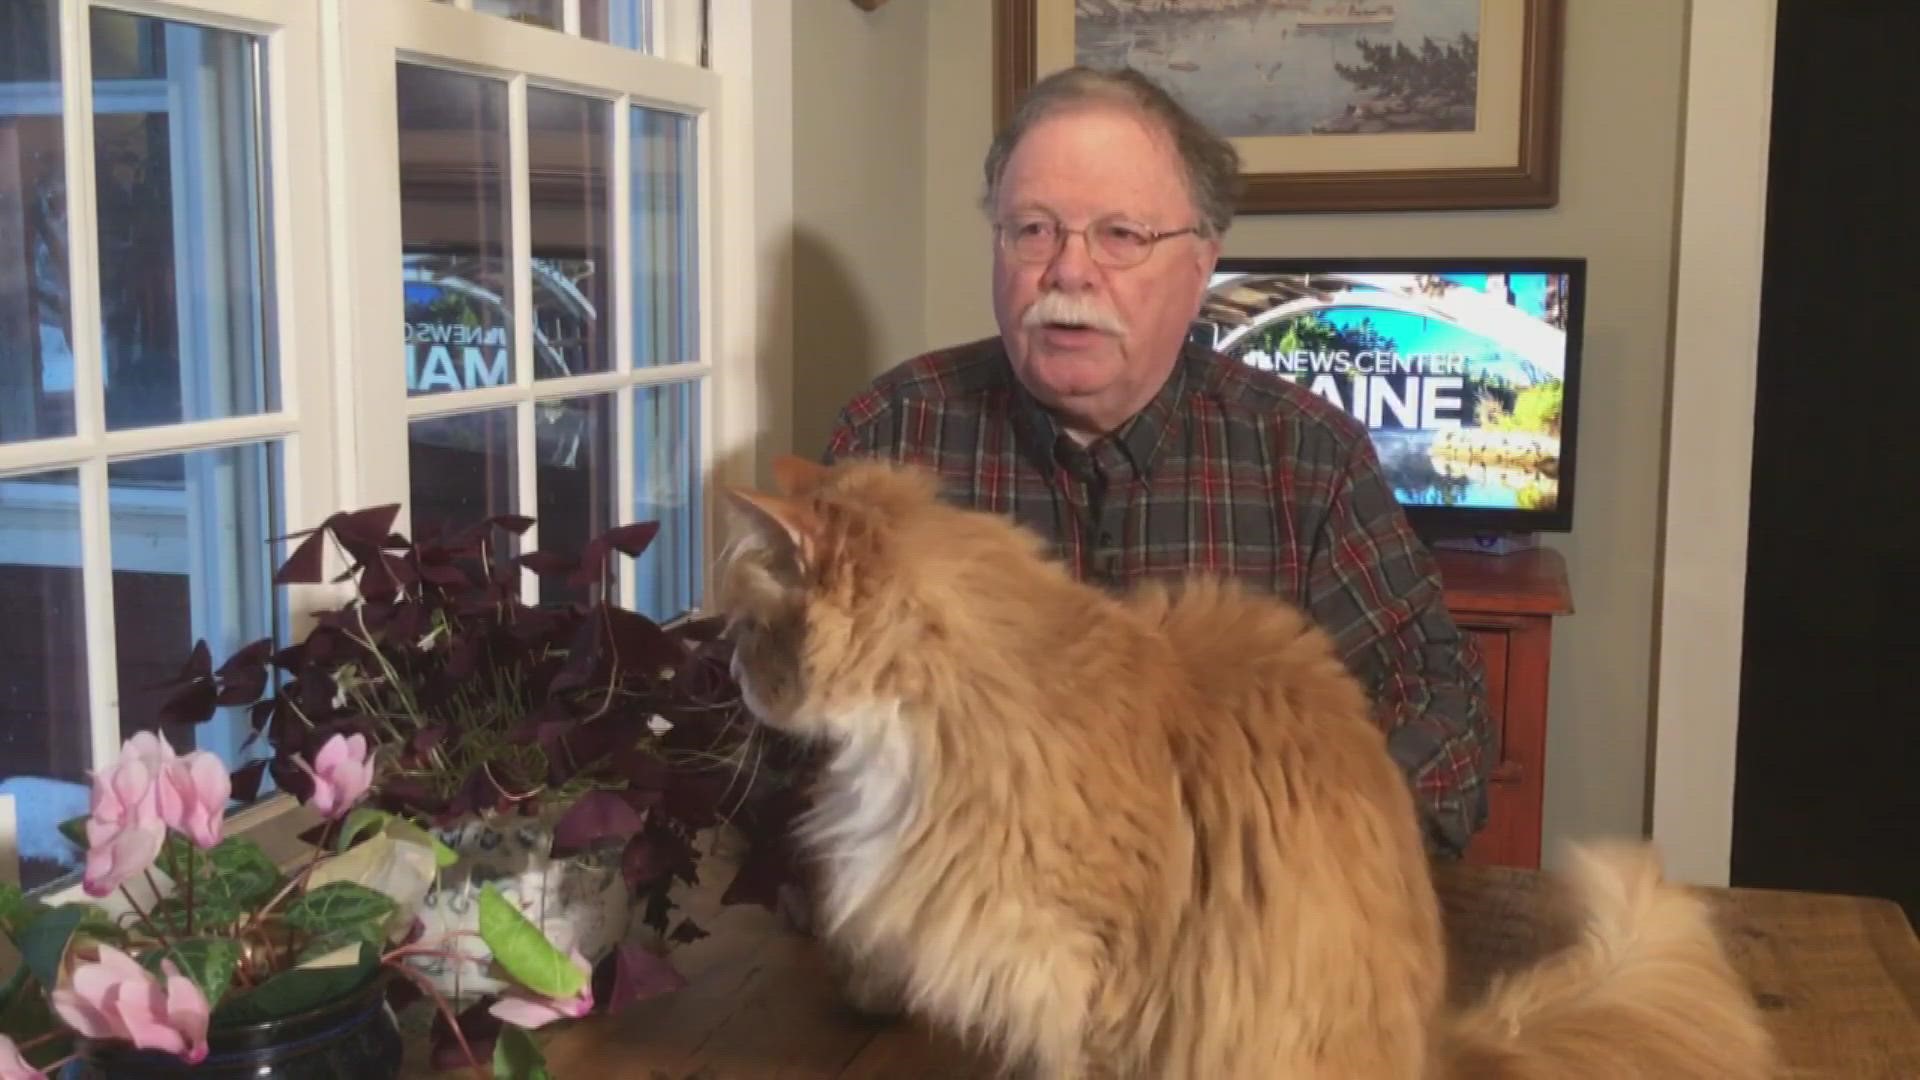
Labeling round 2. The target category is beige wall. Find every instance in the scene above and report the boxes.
[794,0,1691,858]
[790,0,930,459]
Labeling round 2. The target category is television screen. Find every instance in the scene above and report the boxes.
[1193,257,1586,536]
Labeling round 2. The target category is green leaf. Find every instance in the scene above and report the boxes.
[201,836,284,909]
[147,893,242,936]
[283,882,396,935]
[478,887,584,1000]
[376,814,458,869]
[212,942,377,1026]
[56,814,88,851]
[337,807,392,852]
[0,883,50,939]
[0,962,65,1064]
[295,921,387,966]
[15,904,87,991]
[492,1024,552,1080]
[141,937,242,1008]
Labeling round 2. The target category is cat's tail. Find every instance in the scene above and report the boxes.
[1437,840,1778,1080]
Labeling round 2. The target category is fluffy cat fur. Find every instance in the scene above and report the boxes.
[715,455,1776,1080]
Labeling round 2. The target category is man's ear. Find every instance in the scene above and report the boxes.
[771,454,829,496]
[723,487,820,570]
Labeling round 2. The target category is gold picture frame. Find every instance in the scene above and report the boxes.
[993,0,1565,214]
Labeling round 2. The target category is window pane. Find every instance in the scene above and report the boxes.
[476,0,561,31]
[582,0,654,52]
[0,468,91,889]
[529,89,611,380]
[632,382,701,621]
[631,107,697,368]
[92,10,279,432]
[399,64,515,397]
[536,394,612,605]
[1,0,76,444]
[409,407,518,542]
[108,442,283,776]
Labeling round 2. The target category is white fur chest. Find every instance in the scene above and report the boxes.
[797,700,919,934]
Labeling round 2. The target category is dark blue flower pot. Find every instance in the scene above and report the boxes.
[58,972,402,1079]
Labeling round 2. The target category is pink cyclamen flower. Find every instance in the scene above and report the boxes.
[487,948,595,1029]
[294,733,375,820]
[157,748,230,850]
[0,1033,47,1079]
[82,733,172,898]
[50,945,211,1065]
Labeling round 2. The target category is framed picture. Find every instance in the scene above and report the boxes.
[993,0,1565,214]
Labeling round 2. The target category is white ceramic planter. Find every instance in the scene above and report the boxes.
[406,804,632,1004]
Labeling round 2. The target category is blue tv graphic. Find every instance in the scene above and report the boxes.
[1198,270,1573,514]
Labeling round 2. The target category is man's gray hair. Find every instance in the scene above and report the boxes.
[982,66,1242,238]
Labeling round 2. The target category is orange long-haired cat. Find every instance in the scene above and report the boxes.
[716,456,1775,1080]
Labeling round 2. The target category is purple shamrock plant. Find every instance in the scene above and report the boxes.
[139,504,814,1068]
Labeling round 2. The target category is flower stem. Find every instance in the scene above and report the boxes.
[119,881,173,951]
[185,844,196,937]
[383,960,488,1080]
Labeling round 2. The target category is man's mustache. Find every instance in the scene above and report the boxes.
[1022,292,1128,337]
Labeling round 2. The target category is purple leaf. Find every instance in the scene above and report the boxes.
[333,504,403,549]
[216,666,268,706]
[516,551,577,578]
[601,606,685,672]
[159,680,219,727]
[275,530,328,584]
[216,638,274,676]
[598,522,661,558]
[229,759,269,802]
[551,791,647,857]
[248,697,277,734]
[620,831,674,890]
[429,999,501,1071]
[558,712,644,773]
[592,943,687,1015]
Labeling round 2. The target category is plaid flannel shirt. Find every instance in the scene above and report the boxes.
[822,336,1492,857]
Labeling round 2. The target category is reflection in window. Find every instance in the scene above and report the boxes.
[631,107,697,368]
[91,9,279,432]
[1,0,75,444]
[475,0,561,31]
[581,0,654,52]
[633,382,701,621]
[0,468,90,889]
[535,394,613,606]
[408,407,518,542]
[528,89,611,379]
[107,442,284,770]
[398,64,515,397]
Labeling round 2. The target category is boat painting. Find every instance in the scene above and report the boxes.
[1074,0,1479,139]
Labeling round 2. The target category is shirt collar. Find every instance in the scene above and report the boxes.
[1005,341,1193,482]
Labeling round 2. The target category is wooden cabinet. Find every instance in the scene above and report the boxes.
[1433,547,1574,870]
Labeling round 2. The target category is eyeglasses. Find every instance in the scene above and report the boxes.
[993,212,1202,269]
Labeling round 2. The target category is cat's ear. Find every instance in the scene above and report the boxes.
[723,487,819,570]
[771,454,828,496]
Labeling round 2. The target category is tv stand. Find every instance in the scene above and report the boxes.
[1430,531,1542,556]
[1433,546,1574,869]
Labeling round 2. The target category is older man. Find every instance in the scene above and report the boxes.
[823,66,1491,857]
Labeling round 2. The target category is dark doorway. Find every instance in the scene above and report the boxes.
[1730,0,1920,921]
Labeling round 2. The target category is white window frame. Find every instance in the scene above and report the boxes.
[4,0,774,889]
[0,0,337,775]
[328,0,724,615]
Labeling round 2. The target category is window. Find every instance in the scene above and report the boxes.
[0,0,331,890]
[0,0,738,892]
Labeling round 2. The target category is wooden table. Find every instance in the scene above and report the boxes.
[408,862,1920,1078]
